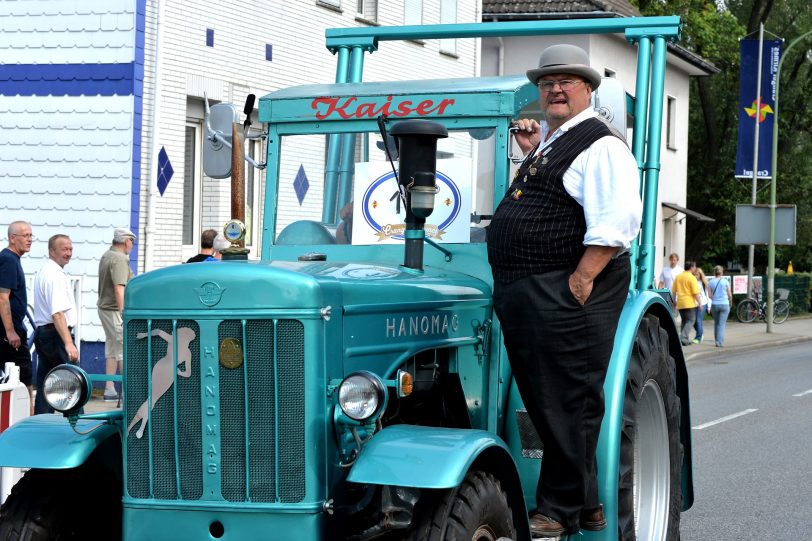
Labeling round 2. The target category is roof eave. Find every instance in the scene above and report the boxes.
[483,12,719,76]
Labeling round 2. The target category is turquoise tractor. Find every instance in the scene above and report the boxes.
[0,16,692,541]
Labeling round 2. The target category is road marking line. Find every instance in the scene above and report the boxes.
[692,409,758,430]
[792,389,812,397]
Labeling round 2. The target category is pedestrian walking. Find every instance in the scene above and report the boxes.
[672,261,700,346]
[0,221,34,413]
[692,267,709,344]
[33,234,79,414]
[657,252,683,290]
[707,265,733,347]
[97,228,135,401]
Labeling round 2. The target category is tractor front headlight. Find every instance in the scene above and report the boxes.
[44,364,91,414]
[338,371,386,421]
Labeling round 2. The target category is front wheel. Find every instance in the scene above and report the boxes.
[736,299,759,323]
[406,470,516,541]
[617,314,682,541]
[772,300,790,324]
[0,467,121,541]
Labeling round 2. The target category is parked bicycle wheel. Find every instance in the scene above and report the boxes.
[773,299,790,324]
[736,299,759,323]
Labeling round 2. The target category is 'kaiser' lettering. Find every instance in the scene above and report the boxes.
[312,96,455,120]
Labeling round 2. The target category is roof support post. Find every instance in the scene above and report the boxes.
[636,36,667,291]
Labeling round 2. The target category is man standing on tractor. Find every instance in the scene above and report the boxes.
[487,44,642,538]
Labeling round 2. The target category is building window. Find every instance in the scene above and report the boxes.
[666,96,677,150]
[317,0,341,10]
[356,0,377,22]
[439,0,457,55]
[182,123,202,249]
[404,0,422,25]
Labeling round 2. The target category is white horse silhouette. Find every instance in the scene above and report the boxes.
[127,327,195,439]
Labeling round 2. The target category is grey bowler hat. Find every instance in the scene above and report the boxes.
[526,44,601,89]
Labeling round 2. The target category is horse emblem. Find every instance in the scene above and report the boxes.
[127,327,196,439]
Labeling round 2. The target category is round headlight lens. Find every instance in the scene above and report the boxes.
[44,366,85,412]
[338,372,385,421]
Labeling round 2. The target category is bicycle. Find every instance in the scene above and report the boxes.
[736,289,791,324]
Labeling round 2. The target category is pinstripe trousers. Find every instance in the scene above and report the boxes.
[493,254,630,533]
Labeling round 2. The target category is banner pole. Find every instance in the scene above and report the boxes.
[746,23,764,302]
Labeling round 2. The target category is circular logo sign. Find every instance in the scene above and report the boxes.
[360,170,461,242]
[195,282,225,307]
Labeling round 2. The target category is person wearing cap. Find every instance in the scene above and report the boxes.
[0,221,35,411]
[486,44,642,537]
[200,233,231,261]
[97,227,135,401]
[33,234,79,414]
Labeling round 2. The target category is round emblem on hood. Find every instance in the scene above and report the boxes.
[195,281,225,307]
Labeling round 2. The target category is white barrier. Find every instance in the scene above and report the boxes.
[0,362,31,503]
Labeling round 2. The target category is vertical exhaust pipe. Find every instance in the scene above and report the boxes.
[390,120,448,272]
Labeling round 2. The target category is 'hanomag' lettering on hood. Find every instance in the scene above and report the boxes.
[385,314,460,338]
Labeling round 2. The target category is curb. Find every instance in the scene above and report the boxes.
[684,334,812,362]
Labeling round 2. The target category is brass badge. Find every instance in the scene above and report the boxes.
[219,338,243,369]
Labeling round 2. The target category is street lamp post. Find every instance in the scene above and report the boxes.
[766,28,812,332]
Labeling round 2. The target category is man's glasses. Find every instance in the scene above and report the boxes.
[11,233,33,240]
[538,79,584,92]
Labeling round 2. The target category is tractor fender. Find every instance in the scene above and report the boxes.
[597,290,694,533]
[0,414,120,469]
[347,424,515,489]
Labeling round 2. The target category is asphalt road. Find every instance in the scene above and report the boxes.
[680,342,812,540]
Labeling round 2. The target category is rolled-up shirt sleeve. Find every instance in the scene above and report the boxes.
[563,134,642,249]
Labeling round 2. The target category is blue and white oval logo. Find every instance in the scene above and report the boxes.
[195,282,225,307]
[361,170,461,242]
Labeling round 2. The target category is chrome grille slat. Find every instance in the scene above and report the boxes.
[125,318,305,503]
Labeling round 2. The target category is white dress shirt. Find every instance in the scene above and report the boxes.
[536,108,643,250]
[33,259,77,328]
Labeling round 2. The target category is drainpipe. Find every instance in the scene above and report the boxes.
[496,36,504,76]
[144,0,166,272]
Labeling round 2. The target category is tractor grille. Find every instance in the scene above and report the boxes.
[124,318,306,503]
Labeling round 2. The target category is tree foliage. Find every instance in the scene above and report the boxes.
[632,0,812,272]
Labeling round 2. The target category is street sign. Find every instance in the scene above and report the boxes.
[734,204,796,245]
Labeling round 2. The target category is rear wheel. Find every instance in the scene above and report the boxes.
[736,299,759,323]
[0,467,121,541]
[406,470,515,541]
[772,300,790,324]
[617,315,682,541]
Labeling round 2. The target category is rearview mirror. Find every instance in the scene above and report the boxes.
[202,102,240,179]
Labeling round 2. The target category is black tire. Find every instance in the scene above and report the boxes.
[618,315,682,541]
[0,467,121,541]
[772,300,790,324]
[406,470,516,541]
[736,299,759,323]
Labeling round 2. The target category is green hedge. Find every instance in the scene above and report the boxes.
[729,273,811,314]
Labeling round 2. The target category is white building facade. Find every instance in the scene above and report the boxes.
[0,0,483,367]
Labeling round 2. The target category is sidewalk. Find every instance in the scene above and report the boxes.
[681,313,812,362]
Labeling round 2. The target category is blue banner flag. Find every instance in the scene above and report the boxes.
[735,39,782,178]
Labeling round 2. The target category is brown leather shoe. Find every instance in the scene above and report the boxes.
[580,505,607,531]
[529,512,566,538]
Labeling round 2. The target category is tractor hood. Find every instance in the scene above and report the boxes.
[124,260,491,313]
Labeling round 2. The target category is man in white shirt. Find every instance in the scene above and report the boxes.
[33,234,78,414]
[487,44,642,538]
[657,252,683,290]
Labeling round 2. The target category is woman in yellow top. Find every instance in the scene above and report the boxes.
[672,261,700,346]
